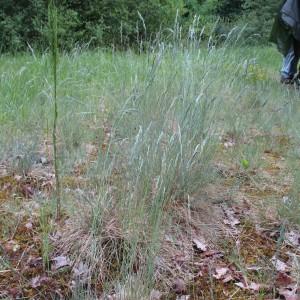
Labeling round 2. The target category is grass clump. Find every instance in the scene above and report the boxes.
[2,27,300,299]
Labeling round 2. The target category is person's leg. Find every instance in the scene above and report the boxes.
[281,46,299,83]
[293,39,300,80]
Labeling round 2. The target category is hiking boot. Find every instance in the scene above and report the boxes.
[294,72,300,87]
[280,75,294,84]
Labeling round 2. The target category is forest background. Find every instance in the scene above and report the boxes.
[0,0,280,53]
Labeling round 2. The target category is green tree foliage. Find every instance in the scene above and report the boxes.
[0,0,47,52]
[0,0,285,53]
[216,0,244,19]
[240,0,282,43]
[0,0,183,52]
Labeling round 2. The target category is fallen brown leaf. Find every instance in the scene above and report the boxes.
[224,217,240,227]
[223,207,240,229]
[0,291,9,299]
[27,256,43,267]
[223,274,234,283]
[235,281,246,288]
[150,290,162,300]
[278,286,299,300]
[271,256,289,272]
[25,221,33,230]
[248,282,262,291]
[213,267,229,280]
[8,288,21,299]
[275,272,294,287]
[234,281,265,291]
[192,238,208,252]
[72,261,90,283]
[286,231,300,248]
[21,184,34,198]
[31,275,52,288]
[51,256,70,271]
[173,278,186,294]
[14,175,22,181]
[246,265,262,271]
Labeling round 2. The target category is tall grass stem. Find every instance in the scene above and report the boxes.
[49,0,61,219]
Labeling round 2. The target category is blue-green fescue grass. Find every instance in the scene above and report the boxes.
[1,42,300,298]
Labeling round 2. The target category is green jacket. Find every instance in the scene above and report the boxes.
[270,0,300,56]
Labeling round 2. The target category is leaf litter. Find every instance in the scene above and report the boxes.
[1,130,300,299]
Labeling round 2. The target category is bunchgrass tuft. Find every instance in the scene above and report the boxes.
[2,18,300,298]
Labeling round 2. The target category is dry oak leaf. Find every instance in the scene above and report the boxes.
[275,272,294,287]
[150,290,162,300]
[286,231,300,248]
[173,278,187,294]
[192,238,208,252]
[271,256,289,272]
[213,267,229,280]
[31,275,52,288]
[246,265,262,271]
[223,274,234,283]
[51,256,70,271]
[278,286,300,300]
[223,208,240,228]
[234,281,264,291]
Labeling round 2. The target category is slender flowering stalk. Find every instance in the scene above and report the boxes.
[48,0,61,219]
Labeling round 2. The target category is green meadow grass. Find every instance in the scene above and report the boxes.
[0,47,292,160]
[1,44,300,298]
[1,46,298,178]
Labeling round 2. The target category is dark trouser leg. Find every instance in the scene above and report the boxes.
[281,42,299,83]
[281,45,300,81]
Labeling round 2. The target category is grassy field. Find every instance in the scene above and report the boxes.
[1,43,300,299]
